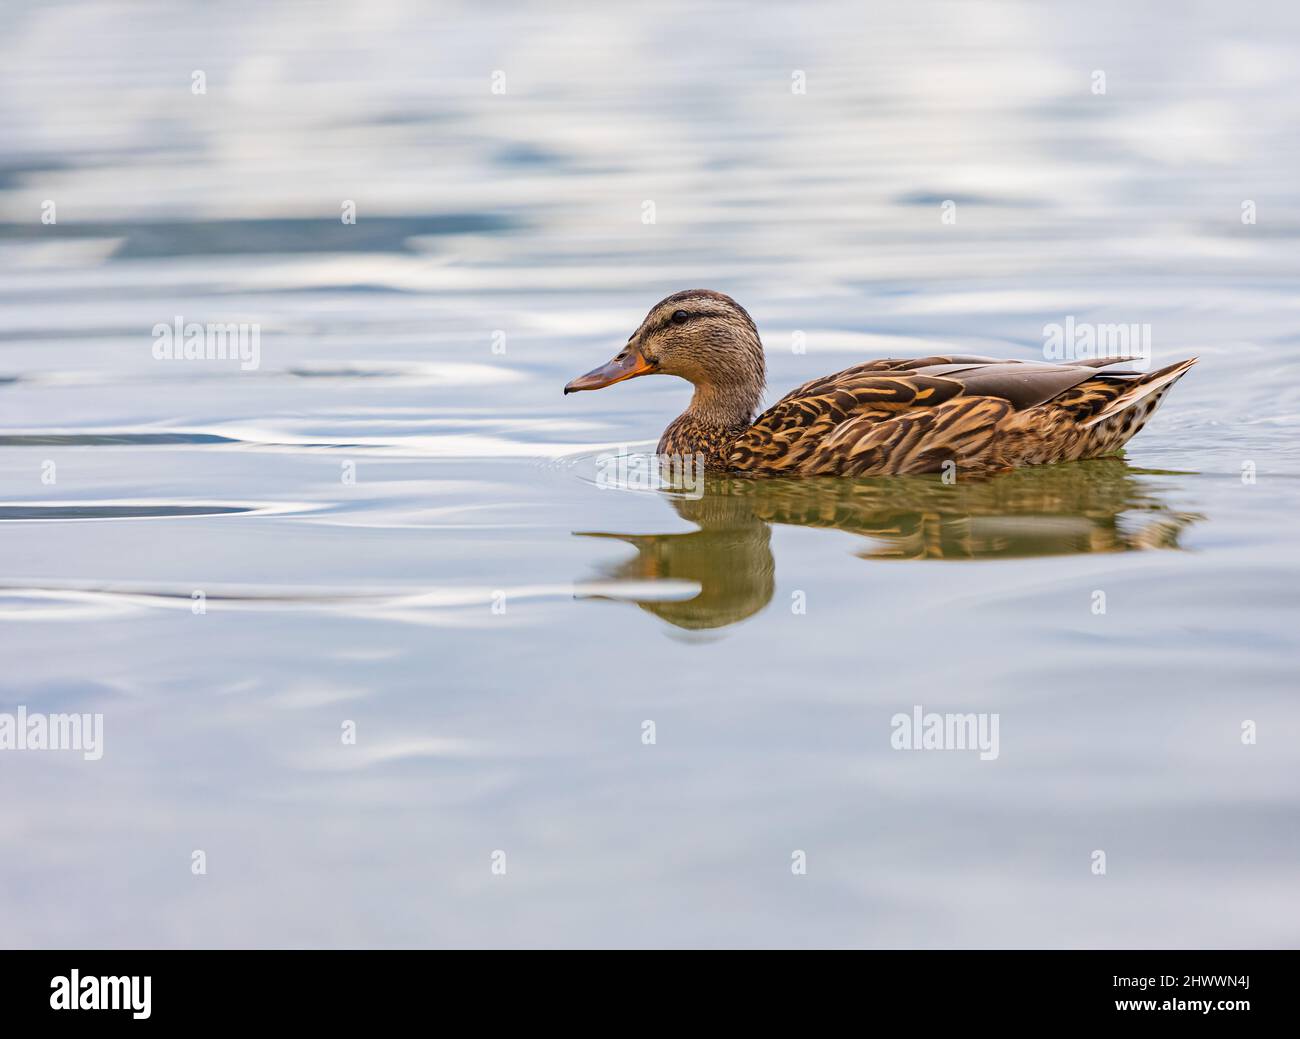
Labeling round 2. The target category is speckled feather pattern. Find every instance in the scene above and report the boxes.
[668,355,1197,477]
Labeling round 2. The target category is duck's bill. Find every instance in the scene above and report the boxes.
[564,348,655,394]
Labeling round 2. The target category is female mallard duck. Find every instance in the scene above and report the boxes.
[564,289,1196,476]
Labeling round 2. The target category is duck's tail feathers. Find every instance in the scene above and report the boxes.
[1079,357,1198,429]
[1066,356,1146,368]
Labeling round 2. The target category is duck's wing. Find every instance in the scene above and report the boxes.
[775,355,1002,403]
[728,356,1151,476]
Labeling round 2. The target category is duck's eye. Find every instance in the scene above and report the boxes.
[671,310,690,325]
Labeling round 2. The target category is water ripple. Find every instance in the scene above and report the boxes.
[0,500,317,521]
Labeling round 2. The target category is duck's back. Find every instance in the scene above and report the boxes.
[723,355,1196,477]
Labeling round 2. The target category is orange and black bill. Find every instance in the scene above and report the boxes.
[564,347,655,394]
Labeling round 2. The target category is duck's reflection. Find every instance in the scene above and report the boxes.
[576,459,1202,630]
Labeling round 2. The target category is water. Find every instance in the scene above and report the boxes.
[2,0,1298,947]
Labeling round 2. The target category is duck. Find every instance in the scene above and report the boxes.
[563,289,1197,477]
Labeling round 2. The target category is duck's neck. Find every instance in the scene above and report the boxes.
[658,381,763,464]
[689,379,763,429]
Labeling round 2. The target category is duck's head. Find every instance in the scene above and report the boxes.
[564,289,766,423]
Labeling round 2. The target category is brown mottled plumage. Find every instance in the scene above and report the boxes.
[564,290,1196,477]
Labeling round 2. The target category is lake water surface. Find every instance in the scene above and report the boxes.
[1,0,1298,947]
